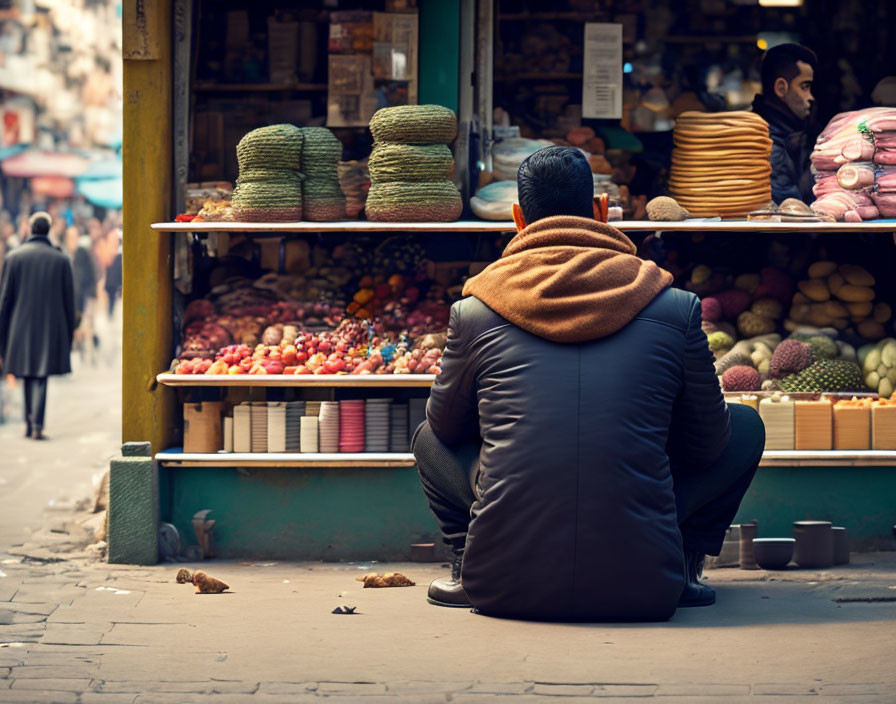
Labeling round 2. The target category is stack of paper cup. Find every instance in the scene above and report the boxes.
[300,416,319,453]
[319,401,340,453]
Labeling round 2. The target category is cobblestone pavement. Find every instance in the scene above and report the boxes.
[1,549,895,703]
[2,346,896,702]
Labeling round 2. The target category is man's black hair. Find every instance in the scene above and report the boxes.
[761,43,817,95]
[30,213,51,236]
[517,146,594,224]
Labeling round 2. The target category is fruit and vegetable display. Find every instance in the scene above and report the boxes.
[810,108,896,221]
[173,317,444,377]
[670,250,893,396]
[365,105,463,223]
[172,237,454,375]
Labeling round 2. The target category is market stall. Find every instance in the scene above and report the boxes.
[118,0,896,565]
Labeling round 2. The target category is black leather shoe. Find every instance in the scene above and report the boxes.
[678,550,715,608]
[427,554,471,608]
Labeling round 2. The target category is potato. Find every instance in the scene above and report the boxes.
[846,301,873,317]
[839,264,875,287]
[879,378,894,398]
[798,278,831,302]
[808,261,838,278]
[836,284,875,302]
[822,300,849,318]
[858,319,886,340]
[792,292,810,304]
[827,272,845,297]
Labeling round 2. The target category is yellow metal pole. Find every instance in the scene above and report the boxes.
[121,0,174,451]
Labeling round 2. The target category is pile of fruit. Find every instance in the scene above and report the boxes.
[173,318,444,376]
[860,338,896,398]
[177,235,451,365]
[787,262,890,340]
[683,257,888,396]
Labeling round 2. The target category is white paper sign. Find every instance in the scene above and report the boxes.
[583,23,622,119]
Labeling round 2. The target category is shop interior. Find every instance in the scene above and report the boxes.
[164,0,896,458]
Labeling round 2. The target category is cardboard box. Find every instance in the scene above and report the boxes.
[759,394,794,450]
[795,399,832,450]
[872,401,896,449]
[833,402,871,450]
[183,402,223,453]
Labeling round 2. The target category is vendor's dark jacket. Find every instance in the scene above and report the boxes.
[425,216,730,622]
[752,94,815,204]
[0,234,76,377]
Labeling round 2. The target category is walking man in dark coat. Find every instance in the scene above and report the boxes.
[0,212,76,440]
[413,147,765,621]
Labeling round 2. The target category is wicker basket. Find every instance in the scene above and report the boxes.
[236,124,303,170]
[365,180,462,222]
[370,105,457,145]
[368,143,454,182]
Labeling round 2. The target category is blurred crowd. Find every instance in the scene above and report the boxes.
[0,191,121,424]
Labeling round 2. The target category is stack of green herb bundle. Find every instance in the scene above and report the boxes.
[300,127,347,222]
[366,105,462,222]
[232,124,304,222]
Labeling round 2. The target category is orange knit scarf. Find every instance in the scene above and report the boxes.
[462,216,673,343]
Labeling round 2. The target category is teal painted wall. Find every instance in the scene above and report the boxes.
[163,466,446,561]
[158,465,896,561]
[418,0,459,112]
[735,466,896,550]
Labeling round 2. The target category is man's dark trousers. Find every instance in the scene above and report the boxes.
[23,377,48,431]
[413,403,765,557]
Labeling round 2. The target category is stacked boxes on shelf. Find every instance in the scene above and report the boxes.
[736,393,896,450]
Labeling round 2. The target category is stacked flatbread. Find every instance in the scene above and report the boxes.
[669,111,772,218]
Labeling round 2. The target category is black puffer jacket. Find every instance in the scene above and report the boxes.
[426,288,730,621]
[752,94,815,204]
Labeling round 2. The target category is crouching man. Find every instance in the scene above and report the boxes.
[412,146,764,621]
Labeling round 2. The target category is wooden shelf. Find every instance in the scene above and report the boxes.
[155,449,896,469]
[495,72,583,82]
[157,373,435,388]
[759,451,896,468]
[152,220,517,233]
[153,219,896,234]
[663,35,758,44]
[193,82,328,93]
[156,451,416,468]
[498,12,609,21]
